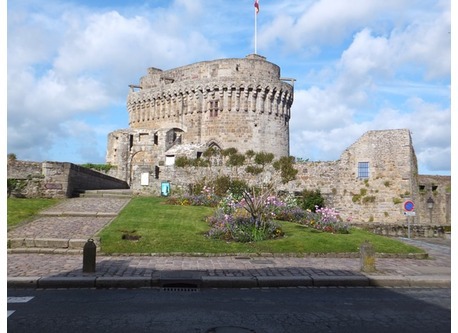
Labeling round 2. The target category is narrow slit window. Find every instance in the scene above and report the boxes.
[209,100,219,117]
[358,162,369,179]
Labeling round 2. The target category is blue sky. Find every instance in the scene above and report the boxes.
[6,0,452,175]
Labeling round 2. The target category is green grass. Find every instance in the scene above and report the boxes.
[7,197,425,255]
[7,197,62,230]
[97,197,425,255]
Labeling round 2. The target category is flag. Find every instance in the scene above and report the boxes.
[254,0,259,14]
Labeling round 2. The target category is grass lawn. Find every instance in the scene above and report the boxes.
[7,197,62,230]
[97,197,425,255]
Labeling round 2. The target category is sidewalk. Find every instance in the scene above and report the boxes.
[7,195,451,289]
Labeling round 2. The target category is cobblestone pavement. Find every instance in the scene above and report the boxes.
[7,198,130,240]
[7,196,451,288]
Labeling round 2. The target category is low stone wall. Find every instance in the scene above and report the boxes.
[8,160,129,198]
[352,223,449,238]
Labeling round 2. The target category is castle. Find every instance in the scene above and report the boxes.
[104,54,450,231]
[106,54,294,183]
[7,54,450,236]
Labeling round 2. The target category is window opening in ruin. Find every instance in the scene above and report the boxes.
[165,155,175,166]
[209,100,219,117]
[197,152,202,159]
[129,135,134,150]
[155,166,160,179]
[358,162,369,179]
[432,185,438,192]
[419,185,426,191]
[154,133,158,145]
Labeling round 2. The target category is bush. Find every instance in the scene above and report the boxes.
[272,156,298,184]
[80,163,115,172]
[206,187,284,242]
[211,176,249,198]
[254,152,275,166]
[206,209,283,242]
[298,189,325,212]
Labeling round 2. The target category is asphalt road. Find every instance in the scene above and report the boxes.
[7,287,451,333]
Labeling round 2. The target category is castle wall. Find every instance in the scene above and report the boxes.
[121,129,450,228]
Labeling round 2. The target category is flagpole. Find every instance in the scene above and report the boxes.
[254,7,257,54]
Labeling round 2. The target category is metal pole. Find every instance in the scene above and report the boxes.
[254,6,257,54]
[407,216,411,239]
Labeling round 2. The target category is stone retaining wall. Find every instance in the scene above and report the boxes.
[352,223,449,238]
[7,160,129,198]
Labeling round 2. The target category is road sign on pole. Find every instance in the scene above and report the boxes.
[403,200,415,239]
[403,200,415,212]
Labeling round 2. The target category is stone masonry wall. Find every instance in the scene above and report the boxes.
[7,160,128,198]
[124,129,450,227]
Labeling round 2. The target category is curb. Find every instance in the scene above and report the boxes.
[7,275,451,290]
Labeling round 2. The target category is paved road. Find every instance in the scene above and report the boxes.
[7,287,451,333]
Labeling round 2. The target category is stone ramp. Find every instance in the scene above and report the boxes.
[7,196,131,253]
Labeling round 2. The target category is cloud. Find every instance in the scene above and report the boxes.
[7,1,219,163]
[259,0,410,52]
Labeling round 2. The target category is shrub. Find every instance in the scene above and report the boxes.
[212,176,249,198]
[245,165,263,175]
[206,209,283,242]
[80,163,115,172]
[226,153,246,167]
[298,189,325,212]
[221,147,238,156]
[272,156,298,184]
[206,187,284,242]
[254,152,274,166]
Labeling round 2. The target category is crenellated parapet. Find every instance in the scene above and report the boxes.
[128,82,293,123]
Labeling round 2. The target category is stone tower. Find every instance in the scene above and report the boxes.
[106,54,295,184]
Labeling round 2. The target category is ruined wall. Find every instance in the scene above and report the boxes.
[123,129,450,227]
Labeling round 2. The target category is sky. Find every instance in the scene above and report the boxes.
[5,0,453,176]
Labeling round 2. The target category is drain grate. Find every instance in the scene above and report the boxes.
[161,282,199,292]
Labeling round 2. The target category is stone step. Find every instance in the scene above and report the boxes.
[8,237,101,251]
[78,189,133,198]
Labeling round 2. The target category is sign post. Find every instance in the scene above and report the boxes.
[403,200,415,238]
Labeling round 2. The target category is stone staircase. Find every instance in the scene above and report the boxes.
[7,192,132,254]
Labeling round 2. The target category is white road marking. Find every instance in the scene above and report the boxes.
[7,296,34,303]
[8,296,34,318]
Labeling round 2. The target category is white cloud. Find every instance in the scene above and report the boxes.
[7,1,220,163]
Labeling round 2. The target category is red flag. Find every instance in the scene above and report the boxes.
[254,0,259,14]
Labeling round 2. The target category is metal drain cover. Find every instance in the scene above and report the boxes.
[206,326,256,333]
